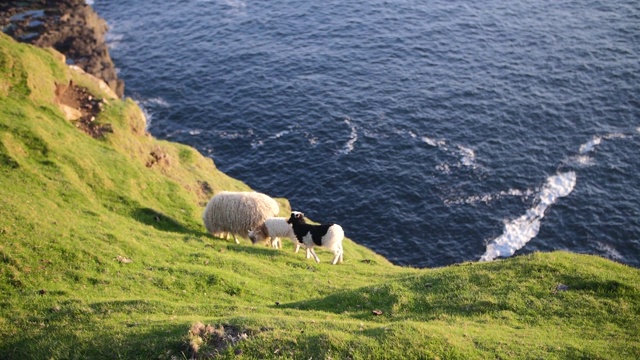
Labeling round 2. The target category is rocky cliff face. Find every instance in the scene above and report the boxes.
[0,0,124,98]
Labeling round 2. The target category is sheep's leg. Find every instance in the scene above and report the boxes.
[305,247,311,259]
[271,237,281,249]
[233,234,240,244]
[332,247,344,265]
[309,247,320,263]
[294,242,301,253]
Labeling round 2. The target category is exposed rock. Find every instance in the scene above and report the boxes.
[554,283,570,293]
[146,146,171,168]
[115,255,133,264]
[54,79,113,138]
[186,322,251,359]
[0,0,124,97]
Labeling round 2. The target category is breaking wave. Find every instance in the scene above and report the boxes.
[480,130,637,262]
[480,171,577,262]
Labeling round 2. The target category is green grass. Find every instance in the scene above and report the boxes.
[1,33,639,359]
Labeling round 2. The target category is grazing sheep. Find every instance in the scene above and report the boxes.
[202,191,279,244]
[287,211,344,265]
[248,217,303,251]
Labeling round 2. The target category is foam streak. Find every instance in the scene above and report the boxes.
[480,171,577,261]
[338,118,358,155]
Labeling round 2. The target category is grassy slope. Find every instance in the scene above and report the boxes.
[0,34,638,359]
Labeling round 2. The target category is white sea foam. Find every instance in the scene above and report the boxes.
[274,130,290,138]
[222,0,246,8]
[338,118,358,155]
[579,136,601,154]
[445,187,536,206]
[565,155,596,167]
[217,131,243,139]
[457,145,476,167]
[422,136,477,169]
[435,163,451,174]
[306,133,318,146]
[143,97,170,107]
[133,100,152,129]
[250,139,263,149]
[422,136,438,147]
[596,242,624,262]
[105,30,124,50]
[570,132,631,166]
[250,127,294,148]
[480,171,577,262]
[604,133,627,140]
[219,0,247,16]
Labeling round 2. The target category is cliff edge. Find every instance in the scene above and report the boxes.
[0,0,124,97]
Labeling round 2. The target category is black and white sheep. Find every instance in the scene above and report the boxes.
[202,191,279,244]
[287,211,344,265]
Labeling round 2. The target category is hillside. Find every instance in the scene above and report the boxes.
[1,33,639,359]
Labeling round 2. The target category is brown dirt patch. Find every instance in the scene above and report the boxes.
[185,322,254,358]
[55,80,112,138]
[146,146,171,168]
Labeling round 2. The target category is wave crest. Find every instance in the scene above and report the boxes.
[480,171,577,262]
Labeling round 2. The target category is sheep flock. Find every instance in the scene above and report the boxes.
[203,191,344,264]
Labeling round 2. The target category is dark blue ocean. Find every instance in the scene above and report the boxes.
[92,0,640,268]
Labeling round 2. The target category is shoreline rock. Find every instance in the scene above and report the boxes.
[0,0,124,98]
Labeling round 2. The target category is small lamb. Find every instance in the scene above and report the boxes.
[248,217,301,251]
[287,211,344,265]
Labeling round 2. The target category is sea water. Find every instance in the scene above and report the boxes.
[93,0,640,268]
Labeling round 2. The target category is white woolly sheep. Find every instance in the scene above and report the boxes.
[248,217,303,251]
[202,191,279,244]
[287,211,344,265]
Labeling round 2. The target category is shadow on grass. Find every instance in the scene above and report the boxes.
[559,275,638,297]
[225,243,284,258]
[0,319,189,360]
[279,259,640,324]
[277,269,526,322]
[131,207,201,235]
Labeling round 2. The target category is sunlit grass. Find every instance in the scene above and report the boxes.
[1,33,639,359]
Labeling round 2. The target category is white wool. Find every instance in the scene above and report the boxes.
[202,191,279,243]
[263,217,296,238]
[249,217,300,250]
[298,224,344,264]
[318,224,344,254]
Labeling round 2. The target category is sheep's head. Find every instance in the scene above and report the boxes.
[247,230,259,244]
[287,211,305,225]
[248,226,266,244]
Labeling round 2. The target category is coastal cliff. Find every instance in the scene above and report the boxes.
[0,3,638,359]
[0,0,124,97]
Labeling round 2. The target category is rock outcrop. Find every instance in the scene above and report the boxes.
[0,0,124,97]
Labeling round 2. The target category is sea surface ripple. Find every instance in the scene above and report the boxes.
[94,0,640,268]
